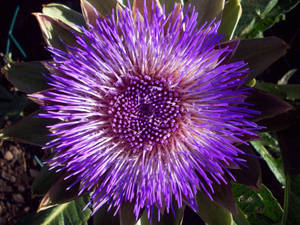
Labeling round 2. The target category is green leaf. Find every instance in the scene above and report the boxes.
[81,0,102,28]
[137,211,151,225]
[256,81,300,100]
[283,174,300,225]
[186,0,225,27]
[232,207,251,225]
[160,0,184,14]
[277,118,300,174]
[0,85,27,127]
[236,0,300,38]
[0,110,57,146]
[258,132,280,153]
[32,166,63,197]
[216,38,240,65]
[230,144,262,189]
[0,93,27,117]
[119,202,138,225]
[276,120,300,224]
[38,173,82,211]
[246,78,256,87]
[232,183,283,225]
[1,61,50,93]
[0,85,13,100]
[277,69,297,85]
[211,182,238,215]
[137,204,185,225]
[257,108,300,132]
[195,191,233,225]
[246,88,293,122]
[236,0,278,37]
[93,204,120,225]
[17,194,91,225]
[219,0,242,40]
[34,13,81,51]
[42,3,86,32]
[231,36,288,79]
[86,0,119,16]
[251,140,285,186]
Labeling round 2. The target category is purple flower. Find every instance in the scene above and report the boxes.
[30,0,259,219]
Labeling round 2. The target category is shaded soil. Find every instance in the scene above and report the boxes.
[0,141,41,225]
[0,0,299,224]
[0,1,80,223]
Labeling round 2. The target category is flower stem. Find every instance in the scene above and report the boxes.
[281,172,290,225]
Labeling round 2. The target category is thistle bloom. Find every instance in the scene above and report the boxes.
[30,0,259,219]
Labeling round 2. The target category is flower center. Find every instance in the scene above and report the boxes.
[140,102,153,117]
[109,77,183,149]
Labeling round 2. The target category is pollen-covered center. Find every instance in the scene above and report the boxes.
[109,76,183,148]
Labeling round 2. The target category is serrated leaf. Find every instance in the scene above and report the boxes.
[236,0,300,38]
[233,207,251,225]
[259,132,280,153]
[231,36,288,79]
[232,183,283,225]
[2,61,50,93]
[17,194,91,225]
[236,0,278,37]
[0,110,57,146]
[218,0,242,40]
[42,3,86,32]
